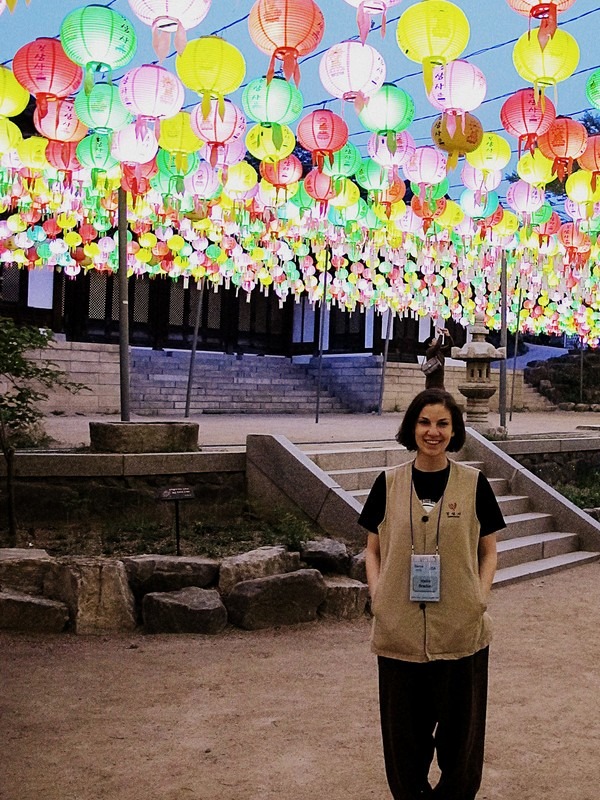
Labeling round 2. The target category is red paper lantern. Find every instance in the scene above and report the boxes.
[500,87,556,156]
[537,116,587,181]
[45,140,82,173]
[260,154,303,190]
[304,168,337,204]
[33,98,88,143]
[577,134,600,190]
[12,38,83,118]
[248,0,325,86]
[297,109,348,171]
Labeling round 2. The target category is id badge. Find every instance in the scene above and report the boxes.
[410,554,441,602]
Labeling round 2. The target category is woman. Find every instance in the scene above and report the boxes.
[359,388,505,800]
[422,328,454,390]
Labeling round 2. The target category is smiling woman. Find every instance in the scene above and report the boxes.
[359,388,505,800]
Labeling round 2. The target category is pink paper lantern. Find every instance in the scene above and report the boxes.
[127,0,212,60]
[427,59,486,137]
[506,179,545,215]
[402,146,447,186]
[342,0,403,44]
[191,98,246,167]
[119,64,185,139]
[319,40,385,110]
[184,161,221,198]
[112,123,159,164]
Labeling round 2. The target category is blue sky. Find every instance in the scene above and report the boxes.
[2,0,600,203]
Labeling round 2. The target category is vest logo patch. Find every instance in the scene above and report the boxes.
[446,502,461,518]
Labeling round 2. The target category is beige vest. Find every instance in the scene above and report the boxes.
[371,460,492,663]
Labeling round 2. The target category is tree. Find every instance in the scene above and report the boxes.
[0,318,85,546]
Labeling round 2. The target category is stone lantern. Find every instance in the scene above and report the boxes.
[451,313,506,433]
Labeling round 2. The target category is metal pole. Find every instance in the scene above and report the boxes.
[580,339,584,403]
[315,251,330,424]
[118,186,130,422]
[509,285,523,422]
[377,310,393,415]
[499,252,508,429]
[184,279,204,418]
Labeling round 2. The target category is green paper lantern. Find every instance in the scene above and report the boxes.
[242,76,303,126]
[358,83,415,134]
[74,83,134,134]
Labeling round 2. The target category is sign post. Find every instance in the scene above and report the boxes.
[156,486,195,555]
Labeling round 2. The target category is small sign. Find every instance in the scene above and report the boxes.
[157,486,195,501]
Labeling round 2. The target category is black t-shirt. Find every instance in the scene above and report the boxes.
[357,464,505,537]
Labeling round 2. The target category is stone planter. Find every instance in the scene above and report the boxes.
[89,421,199,453]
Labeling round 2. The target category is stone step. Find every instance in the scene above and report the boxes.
[495,494,531,516]
[497,531,579,569]
[303,446,408,472]
[494,551,600,587]
[499,511,555,540]
[488,477,510,497]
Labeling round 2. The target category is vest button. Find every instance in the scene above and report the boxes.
[421,515,429,523]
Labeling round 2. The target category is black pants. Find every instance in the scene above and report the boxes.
[377,647,489,800]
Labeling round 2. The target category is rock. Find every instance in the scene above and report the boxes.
[142,587,227,635]
[557,402,576,411]
[122,555,219,601]
[0,589,69,633]
[218,545,300,594]
[591,404,600,413]
[300,539,350,574]
[225,569,327,630]
[43,557,136,635]
[349,550,367,584]
[89,421,199,453]
[574,404,590,412]
[319,577,368,619]
[0,548,55,595]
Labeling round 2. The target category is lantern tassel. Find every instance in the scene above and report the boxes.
[533,3,558,51]
[152,23,171,62]
[381,7,387,39]
[357,2,370,44]
[174,20,187,56]
[446,113,457,139]
[266,53,277,85]
[201,91,212,119]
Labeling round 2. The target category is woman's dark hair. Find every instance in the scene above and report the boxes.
[396,389,466,452]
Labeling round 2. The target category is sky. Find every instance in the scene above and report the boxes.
[1,0,600,204]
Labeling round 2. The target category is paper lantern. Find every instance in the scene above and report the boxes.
[222,161,258,197]
[60,6,137,89]
[537,117,587,181]
[500,87,556,155]
[159,111,203,158]
[558,221,590,256]
[516,149,556,186]
[199,138,246,170]
[121,158,158,196]
[431,111,483,170]
[45,140,82,173]
[459,188,499,220]
[0,65,30,118]
[355,158,390,192]
[0,117,22,154]
[184,161,222,199]
[33,98,88,143]
[76,133,119,174]
[245,123,296,163]
[127,0,212,60]
[303,168,338,206]
[242,76,303,126]
[322,142,363,178]
[368,130,415,172]
[461,164,502,194]
[176,36,245,117]
[396,0,470,92]
[506,180,545,216]
[112,122,159,164]
[505,1,576,49]
[74,83,134,134]
[342,0,403,44]
[512,27,579,102]
[12,38,83,117]
[403,146,447,187]
[119,65,185,140]
[466,132,511,172]
[329,178,361,209]
[319,40,385,110]
[565,171,600,205]
[586,69,600,110]
[297,110,348,171]
[358,84,414,135]
[260,154,303,191]
[190,98,246,167]
[248,0,325,85]
[17,136,50,171]
[427,59,486,137]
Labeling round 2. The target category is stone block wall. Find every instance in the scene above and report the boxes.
[305,355,383,412]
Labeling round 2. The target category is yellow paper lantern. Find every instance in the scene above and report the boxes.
[0,65,30,117]
[466,132,511,172]
[176,36,246,117]
[222,161,258,196]
[329,178,361,209]
[396,0,470,92]
[517,149,556,186]
[17,136,50,170]
[493,209,519,238]
[512,27,579,103]
[0,116,22,153]
[245,123,296,163]
[436,199,464,229]
[159,111,203,155]
[565,170,600,205]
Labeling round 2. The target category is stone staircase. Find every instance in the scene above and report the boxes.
[521,382,556,411]
[298,440,600,586]
[130,350,349,415]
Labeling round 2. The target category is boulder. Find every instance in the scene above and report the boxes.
[0,589,69,633]
[349,550,367,584]
[574,404,590,412]
[225,569,327,630]
[300,539,350,574]
[122,555,219,601]
[0,548,56,595]
[218,545,300,594]
[558,402,576,411]
[142,587,227,635]
[43,557,136,635]
[319,576,369,620]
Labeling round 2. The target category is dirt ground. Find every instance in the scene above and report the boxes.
[1,562,599,800]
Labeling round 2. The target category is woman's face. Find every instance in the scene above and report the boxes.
[414,403,453,456]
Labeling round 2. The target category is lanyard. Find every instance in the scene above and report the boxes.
[409,463,447,556]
